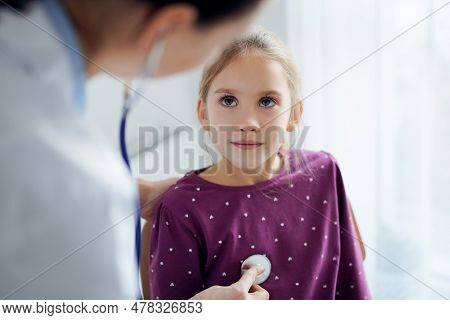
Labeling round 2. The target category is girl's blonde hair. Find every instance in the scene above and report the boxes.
[199,27,301,105]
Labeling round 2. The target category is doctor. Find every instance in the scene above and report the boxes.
[0,0,268,299]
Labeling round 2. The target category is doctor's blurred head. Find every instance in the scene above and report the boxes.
[60,0,266,78]
[1,0,266,77]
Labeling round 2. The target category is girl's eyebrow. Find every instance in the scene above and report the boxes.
[213,88,241,94]
[213,88,283,97]
[259,90,283,97]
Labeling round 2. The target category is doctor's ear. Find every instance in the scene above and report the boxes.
[137,4,198,56]
[197,98,210,131]
[287,100,303,132]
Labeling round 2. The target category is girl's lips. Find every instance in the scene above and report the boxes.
[230,141,264,149]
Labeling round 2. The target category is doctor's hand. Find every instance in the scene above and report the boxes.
[190,266,269,300]
[137,177,179,220]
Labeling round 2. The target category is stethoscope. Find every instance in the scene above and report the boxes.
[119,38,166,299]
[241,254,272,285]
[119,38,273,295]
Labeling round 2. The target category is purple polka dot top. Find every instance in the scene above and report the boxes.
[149,150,371,300]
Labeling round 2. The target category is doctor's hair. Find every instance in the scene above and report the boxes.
[0,0,33,10]
[145,0,263,27]
[1,0,263,27]
[198,27,313,193]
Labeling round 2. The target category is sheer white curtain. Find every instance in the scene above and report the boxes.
[286,0,450,299]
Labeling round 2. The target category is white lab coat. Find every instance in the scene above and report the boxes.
[0,4,138,299]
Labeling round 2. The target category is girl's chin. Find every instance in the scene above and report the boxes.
[222,151,283,175]
[225,157,270,173]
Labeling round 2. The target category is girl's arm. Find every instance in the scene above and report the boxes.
[350,203,366,260]
[332,160,371,299]
[149,202,205,300]
[138,177,179,299]
[140,218,153,299]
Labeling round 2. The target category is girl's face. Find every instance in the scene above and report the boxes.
[198,54,301,172]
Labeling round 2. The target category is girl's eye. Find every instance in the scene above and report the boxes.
[220,96,238,108]
[259,97,276,108]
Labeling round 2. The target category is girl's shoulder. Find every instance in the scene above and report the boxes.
[287,149,340,175]
[285,149,347,205]
[153,169,212,218]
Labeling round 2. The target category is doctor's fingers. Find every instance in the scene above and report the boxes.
[248,284,270,300]
[233,265,264,292]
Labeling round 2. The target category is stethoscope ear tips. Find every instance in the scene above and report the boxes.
[241,254,272,285]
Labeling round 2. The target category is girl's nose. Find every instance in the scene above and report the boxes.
[239,125,259,132]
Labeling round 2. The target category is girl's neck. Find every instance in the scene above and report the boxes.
[200,152,285,187]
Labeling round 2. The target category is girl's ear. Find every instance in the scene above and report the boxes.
[287,100,303,132]
[197,98,210,131]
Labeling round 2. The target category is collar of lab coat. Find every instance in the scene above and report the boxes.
[42,0,86,112]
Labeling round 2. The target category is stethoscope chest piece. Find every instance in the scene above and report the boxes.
[240,254,271,285]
